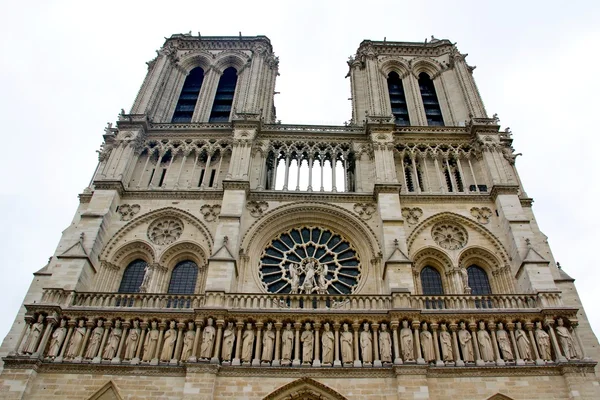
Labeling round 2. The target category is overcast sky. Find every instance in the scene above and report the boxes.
[0,1,599,342]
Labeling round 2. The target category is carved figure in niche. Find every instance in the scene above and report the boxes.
[321,323,334,365]
[200,317,216,359]
[496,322,514,361]
[360,323,373,363]
[420,322,435,363]
[102,320,123,360]
[439,324,453,361]
[180,322,195,361]
[241,323,255,363]
[400,320,414,361]
[142,321,159,361]
[140,264,153,293]
[22,315,44,354]
[458,322,474,362]
[515,322,532,361]
[301,322,314,364]
[303,261,316,293]
[289,264,299,294]
[65,319,86,359]
[262,322,275,362]
[535,322,552,360]
[281,323,294,364]
[379,323,392,363]
[340,323,353,364]
[124,320,141,360]
[221,322,235,361]
[460,267,470,293]
[317,263,328,294]
[556,318,578,360]
[47,319,67,358]
[85,319,104,359]
[160,321,177,361]
[477,321,494,362]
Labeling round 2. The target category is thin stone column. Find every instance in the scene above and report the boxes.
[232,322,243,366]
[282,156,291,191]
[331,158,337,192]
[93,321,112,363]
[489,322,504,366]
[431,323,443,367]
[546,320,568,362]
[320,158,325,191]
[200,153,212,188]
[55,321,74,363]
[450,323,464,366]
[307,156,314,191]
[295,157,301,191]
[411,155,421,193]
[172,322,185,364]
[257,153,266,190]
[293,322,301,366]
[352,323,362,367]
[526,322,544,365]
[422,154,432,192]
[470,322,484,366]
[187,152,200,188]
[74,321,94,363]
[136,153,151,188]
[467,157,479,192]
[273,322,282,366]
[445,156,457,192]
[313,322,321,367]
[455,156,466,192]
[34,317,55,359]
[433,155,445,193]
[391,321,402,365]
[132,322,147,365]
[507,322,524,366]
[253,322,263,366]
[211,320,224,364]
[112,322,128,364]
[413,321,425,364]
[333,323,341,367]
[174,153,187,188]
[151,323,166,365]
[372,323,381,367]
[189,320,203,362]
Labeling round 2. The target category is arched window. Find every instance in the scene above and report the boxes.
[209,67,237,122]
[468,265,492,295]
[167,260,199,294]
[418,72,444,126]
[172,67,204,123]
[118,259,147,293]
[420,266,444,295]
[387,71,409,126]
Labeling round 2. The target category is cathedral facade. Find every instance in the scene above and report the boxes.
[0,34,598,399]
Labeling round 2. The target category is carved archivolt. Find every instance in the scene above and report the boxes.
[111,241,156,266]
[159,241,208,269]
[431,223,468,250]
[147,218,183,246]
[264,377,348,400]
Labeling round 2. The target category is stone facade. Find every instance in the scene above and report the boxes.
[0,34,598,399]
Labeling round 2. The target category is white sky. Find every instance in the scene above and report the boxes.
[0,1,599,342]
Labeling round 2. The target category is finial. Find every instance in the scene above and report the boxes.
[79,232,85,242]
[393,239,399,248]
[557,262,562,269]
[223,236,229,245]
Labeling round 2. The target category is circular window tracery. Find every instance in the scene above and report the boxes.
[148,218,184,246]
[259,227,361,295]
[431,222,468,250]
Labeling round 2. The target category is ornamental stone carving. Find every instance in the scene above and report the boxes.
[431,223,468,250]
[353,203,376,220]
[117,204,141,221]
[470,207,492,224]
[247,201,269,218]
[200,204,221,222]
[401,207,423,224]
[147,218,183,245]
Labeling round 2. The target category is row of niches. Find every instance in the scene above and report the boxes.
[13,315,585,368]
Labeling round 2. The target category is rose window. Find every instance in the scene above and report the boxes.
[431,223,468,250]
[147,218,184,245]
[259,227,361,295]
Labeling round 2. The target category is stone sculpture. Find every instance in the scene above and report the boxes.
[22,315,44,354]
[496,323,513,361]
[142,321,159,361]
[360,323,373,364]
[84,319,104,359]
[65,319,86,359]
[261,322,275,362]
[221,322,235,362]
[400,320,414,361]
[420,322,435,363]
[379,323,392,363]
[160,321,177,361]
[200,317,216,359]
[535,322,552,361]
[180,322,196,361]
[458,322,474,362]
[321,323,334,365]
[241,323,255,363]
[301,322,314,364]
[556,318,578,360]
[124,320,141,360]
[477,321,494,362]
[47,319,67,358]
[289,264,299,294]
[102,320,123,360]
[515,322,531,361]
[281,323,294,364]
[439,324,453,361]
[340,323,353,364]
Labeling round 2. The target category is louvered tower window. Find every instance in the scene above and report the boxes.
[387,72,409,126]
[118,259,147,293]
[421,266,444,295]
[468,265,492,295]
[172,67,204,123]
[418,72,444,126]
[167,261,199,294]
[209,67,238,122]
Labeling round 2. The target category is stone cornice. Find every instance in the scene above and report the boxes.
[358,39,455,57]
[166,34,273,53]
[119,189,224,201]
[248,190,375,203]
[520,198,534,207]
[222,180,250,192]
[92,181,125,194]
[374,183,402,196]
[490,185,520,200]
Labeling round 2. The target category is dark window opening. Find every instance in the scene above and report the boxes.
[198,169,205,187]
[148,168,156,187]
[444,169,453,192]
[172,67,204,123]
[421,266,444,295]
[387,72,410,126]
[416,168,424,192]
[418,72,444,126]
[118,259,147,293]
[167,261,199,294]
[469,184,488,192]
[405,167,414,192]
[158,168,167,187]
[209,67,238,123]
[208,169,216,187]
[468,265,492,295]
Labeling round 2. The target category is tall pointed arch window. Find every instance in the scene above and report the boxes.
[209,67,238,123]
[387,71,409,126]
[418,72,444,126]
[172,67,204,123]
[118,259,147,293]
[167,260,198,294]
[420,266,444,295]
[468,265,492,295]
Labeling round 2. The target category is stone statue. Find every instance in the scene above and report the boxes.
[496,323,514,361]
[22,315,44,354]
[379,323,392,363]
[47,319,67,358]
[142,321,159,361]
[460,267,470,293]
[400,320,414,361]
[321,323,334,365]
[102,320,123,360]
[515,322,532,361]
[439,324,453,361]
[535,322,552,360]
[303,261,316,293]
[360,323,373,363]
[477,321,494,362]
[556,318,578,359]
[84,319,104,359]
[281,323,294,364]
[458,322,474,362]
[420,322,435,363]
[180,322,196,361]
[65,319,86,358]
[317,263,328,293]
[160,321,177,361]
[340,323,353,364]
[241,323,255,363]
[221,322,235,361]
[200,318,216,359]
[301,322,314,364]
[289,264,299,294]
[124,320,141,360]
[261,322,275,362]
[140,264,153,292]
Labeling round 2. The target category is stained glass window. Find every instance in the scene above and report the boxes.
[118,259,147,293]
[167,261,198,294]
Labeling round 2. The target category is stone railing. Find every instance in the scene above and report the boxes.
[408,292,563,311]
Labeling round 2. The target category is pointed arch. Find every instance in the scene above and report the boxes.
[263,377,348,400]
[410,57,445,79]
[178,51,214,72]
[412,246,454,294]
[87,380,123,400]
[213,50,250,73]
[486,394,514,400]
